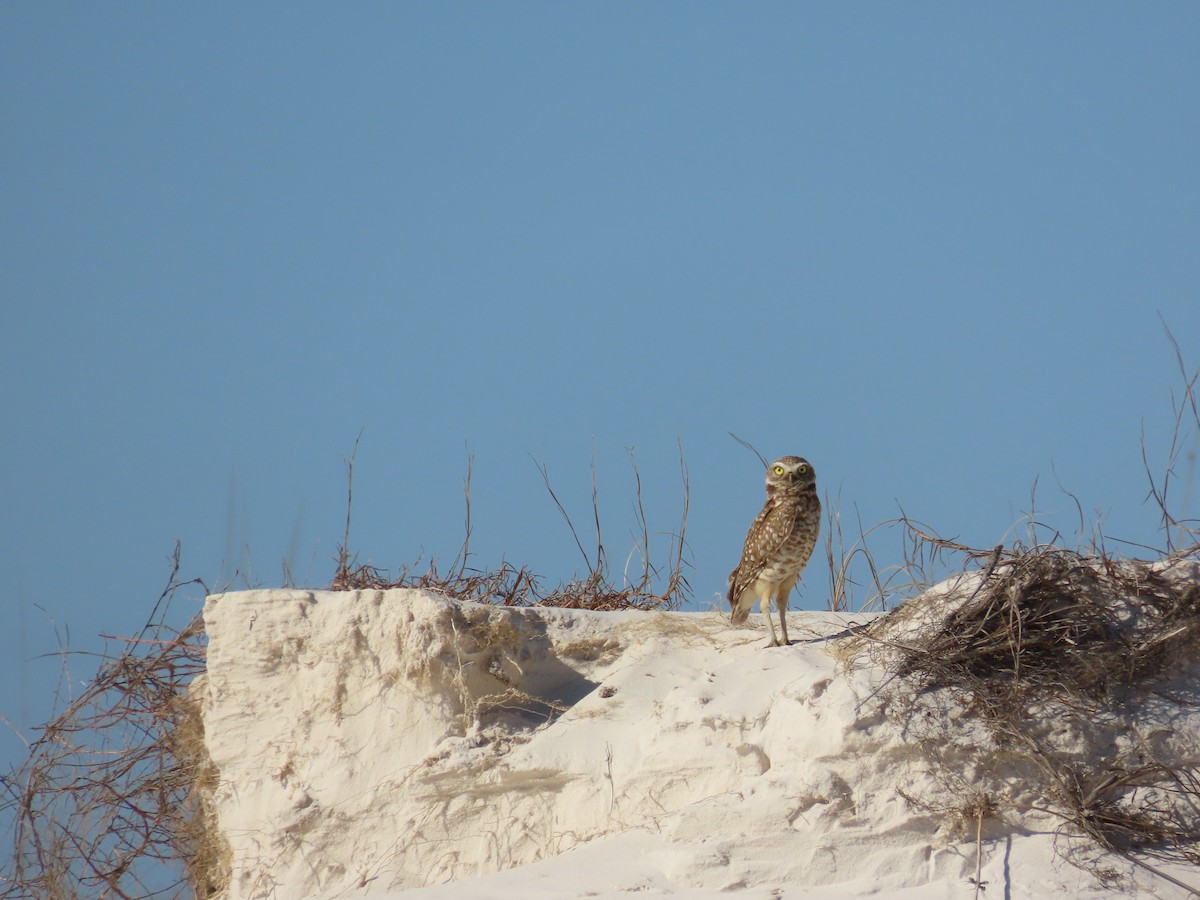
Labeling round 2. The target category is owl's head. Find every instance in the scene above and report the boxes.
[765,455,816,495]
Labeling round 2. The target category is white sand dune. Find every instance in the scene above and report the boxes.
[195,588,1199,899]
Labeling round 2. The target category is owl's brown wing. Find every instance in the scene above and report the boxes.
[727,497,799,606]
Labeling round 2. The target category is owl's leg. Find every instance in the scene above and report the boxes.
[760,587,781,647]
[776,585,792,646]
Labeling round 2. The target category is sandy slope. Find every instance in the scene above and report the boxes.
[196,589,1197,899]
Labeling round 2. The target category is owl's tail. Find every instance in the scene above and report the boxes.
[728,577,751,624]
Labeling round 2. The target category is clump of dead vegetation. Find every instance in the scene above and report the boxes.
[844,537,1200,891]
[877,541,1200,702]
[840,333,1200,893]
[0,544,224,899]
[332,443,692,612]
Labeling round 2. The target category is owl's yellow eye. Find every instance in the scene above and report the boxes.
[798,464,808,475]
[772,465,785,476]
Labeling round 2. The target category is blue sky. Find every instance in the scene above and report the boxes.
[2,3,1198,770]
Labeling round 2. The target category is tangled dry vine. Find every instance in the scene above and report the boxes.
[0,544,223,898]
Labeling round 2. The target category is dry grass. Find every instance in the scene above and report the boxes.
[834,328,1200,890]
[878,546,1200,701]
[0,543,222,899]
[332,444,692,612]
[842,536,1200,889]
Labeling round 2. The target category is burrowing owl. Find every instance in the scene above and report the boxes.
[727,456,821,647]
